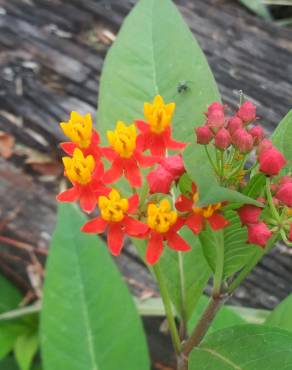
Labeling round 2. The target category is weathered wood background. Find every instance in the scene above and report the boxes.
[0,0,292,368]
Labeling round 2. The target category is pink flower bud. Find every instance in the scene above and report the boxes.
[237,205,262,225]
[247,222,272,247]
[259,147,286,176]
[237,101,256,123]
[249,125,264,145]
[232,128,253,153]
[207,102,224,114]
[275,182,292,207]
[227,116,242,135]
[280,176,292,185]
[147,165,173,194]
[195,125,214,145]
[257,139,273,155]
[214,128,231,150]
[207,109,225,131]
[160,154,185,180]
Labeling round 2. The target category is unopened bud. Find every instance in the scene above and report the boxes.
[214,128,231,150]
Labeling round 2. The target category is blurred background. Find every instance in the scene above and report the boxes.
[0,0,292,369]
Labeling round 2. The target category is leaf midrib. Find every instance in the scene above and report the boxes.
[199,347,242,369]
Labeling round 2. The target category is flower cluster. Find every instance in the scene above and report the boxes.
[57,96,291,263]
[58,96,228,264]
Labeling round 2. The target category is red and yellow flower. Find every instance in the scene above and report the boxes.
[145,199,191,265]
[175,185,229,234]
[60,111,101,160]
[57,148,109,213]
[136,95,186,157]
[82,189,148,255]
[102,121,157,187]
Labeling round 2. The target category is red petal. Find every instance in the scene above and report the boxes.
[56,187,79,202]
[166,232,191,251]
[135,151,158,168]
[103,159,123,184]
[175,195,193,212]
[135,120,149,133]
[146,233,164,265]
[81,217,107,233]
[91,130,100,145]
[128,193,139,214]
[207,213,229,231]
[79,191,97,213]
[101,147,117,161]
[107,223,124,256]
[60,142,77,155]
[170,217,185,233]
[124,158,142,188]
[185,213,203,235]
[164,127,186,150]
[149,134,166,157]
[123,216,149,236]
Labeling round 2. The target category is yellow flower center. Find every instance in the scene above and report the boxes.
[147,199,177,233]
[107,121,137,158]
[63,148,95,185]
[98,189,129,222]
[60,111,92,148]
[144,95,175,134]
[192,192,221,218]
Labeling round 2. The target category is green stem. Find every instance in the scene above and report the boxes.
[152,264,181,354]
[178,251,187,340]
[228,232,280,294]
[266,178,281,222]
[213,232,224,296]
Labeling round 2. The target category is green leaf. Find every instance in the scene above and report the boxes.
[265,294,292,333]
[189,324,292,369]
[0,357,19,370]
[183,144,261,207]
[188,296,245,335]
[97,0,220,142]
[14,331,39,370]
[200,210,259,278]
[239,0,272,20]
[242,173,266,198]
[41,204,149,370]
[0,274,22,314]
[272,110,292,169]
[0,322,24,360]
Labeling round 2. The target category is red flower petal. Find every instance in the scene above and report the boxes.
[166,232,191,251]
[79,191,97,213]
[91,130,100,145]
[185,213,203,235]
[146,232,164,265]
[123,216,149,236]
[107,223,124,256]
[164,129,186,151]
[149,133,166,157]
[103,158,123,184]
[170,217,185,233]
[135,152,158,168]
[60,142,77,155]
[175,195,193,212]
[207,213,229,231]
[136,120,149,133]
[128,193,139,214]
[101,147,117,161]
[56,187,79,202]
[81,217,107,233]
[124,158,142,188]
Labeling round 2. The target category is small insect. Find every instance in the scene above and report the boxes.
[174,80,194,98]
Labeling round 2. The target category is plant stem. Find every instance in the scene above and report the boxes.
[204,146,218,173]
[182,294,227,357]
[213,232,224,296]
[266,177,281,222]
[152,264,181,355]
[178,251,187,340]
